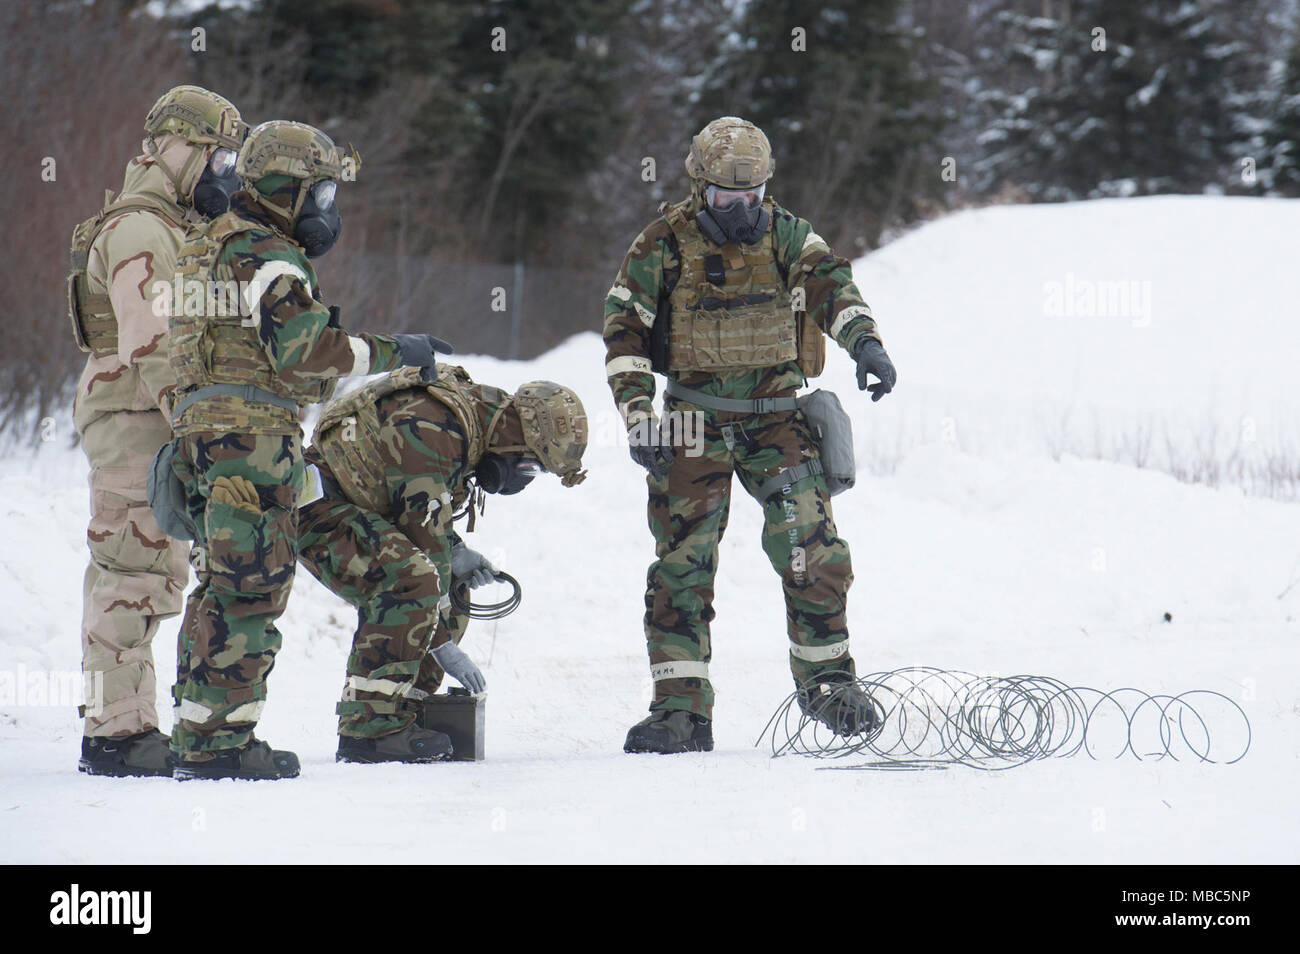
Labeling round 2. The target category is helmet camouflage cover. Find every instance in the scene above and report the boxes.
[144,85,247,151]
[684,116,774,188]
[511,382,588,487]
[236,119,358,185]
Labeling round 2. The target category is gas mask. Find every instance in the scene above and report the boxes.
[294,178,342,258]
[474,454,542,495]
[697,182,770,245]
[191,147,239,219]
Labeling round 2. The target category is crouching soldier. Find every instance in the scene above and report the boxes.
[296,364,588,763]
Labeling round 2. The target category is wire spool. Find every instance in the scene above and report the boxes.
[450,571,522,620]
[758,668,1252,771]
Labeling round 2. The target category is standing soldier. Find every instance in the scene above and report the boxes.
[167,120,451,780]
[70,86,248,777]
[295,364,587,763]
[603,117,898,754]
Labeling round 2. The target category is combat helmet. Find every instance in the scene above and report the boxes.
[143,85,247,205]
[237,120,359,256]
[145,85,247,151]
[684,116,774,188]
[493,382,589,487]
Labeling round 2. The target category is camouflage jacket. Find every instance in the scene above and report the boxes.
[305,384,507,602]
[73,145,191,427]
[171,192,404,436]
[602,197,881,428]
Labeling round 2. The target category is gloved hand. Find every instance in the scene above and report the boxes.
[430,641,485,694]
[853,337,897,402]
[392,333,455,382]
[451,542,497,589]
[627,415,674,480]
[210,475,261,515]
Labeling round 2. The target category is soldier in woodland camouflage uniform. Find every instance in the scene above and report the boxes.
[70,86,247,777]
[604,117,898,753]
[167,120,451,780]
[296,365,587,763]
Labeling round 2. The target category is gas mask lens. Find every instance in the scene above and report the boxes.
[310,179,337,212]
[209,147,236,177]
[706,182,765,208]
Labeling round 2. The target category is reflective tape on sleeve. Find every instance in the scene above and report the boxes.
[650,660,711,682]
[829,304,872,340]
[606,355,652,378]
[347,335,371,376]
[789,640,850,663]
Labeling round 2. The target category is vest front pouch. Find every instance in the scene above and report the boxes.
[147,440,198,540]
[664,199,798,372]
[798,389,855,495]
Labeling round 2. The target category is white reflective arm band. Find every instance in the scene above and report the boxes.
[830,304,872,340]
[347,335,371,376]
[789,640,850,663]
[345,675,419,698]
[607,283,632,302]
[243,260,312,319]
[607,355,652,378]
[801,231,830,256]
[224,700,266,724]
[633,301,656,326]
[650,660,711,682]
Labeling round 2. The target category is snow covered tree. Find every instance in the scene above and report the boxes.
[1264,23,1300,195]
[978,0,1259,200]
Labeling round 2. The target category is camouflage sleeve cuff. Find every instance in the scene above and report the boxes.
[361,333,404,373]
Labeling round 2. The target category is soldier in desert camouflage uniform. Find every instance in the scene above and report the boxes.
[166,120,451,780]
[604,117,898,753]
[70,86,247,777]
[296,364,588,763]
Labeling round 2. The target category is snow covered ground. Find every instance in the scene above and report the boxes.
[2,195,1297,863]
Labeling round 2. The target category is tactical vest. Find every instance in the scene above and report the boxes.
[313,364,486,514]
[68,191,184,358]
[170,213,334,408]
[660,198,824,378]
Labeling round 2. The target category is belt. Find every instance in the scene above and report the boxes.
[171,384,299,423]
[664,379,799,415]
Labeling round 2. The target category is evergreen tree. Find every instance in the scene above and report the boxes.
[978,0,1260,200]
[696,0,940,252]
[1265,25,1300,195]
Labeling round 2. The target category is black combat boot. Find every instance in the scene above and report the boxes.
[624,709,714,754]
[336,724,453,764]
[796,672,882,737]
[173,737,300,780]
[79,728,173,778]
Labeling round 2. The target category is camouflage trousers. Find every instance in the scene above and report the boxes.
[297,496,468,739]
[169,432,302,760]
[77,408,189,737]
[644,404,855,718]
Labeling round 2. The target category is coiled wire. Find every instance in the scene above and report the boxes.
[758,668,1251,771]
[449,572,522,620]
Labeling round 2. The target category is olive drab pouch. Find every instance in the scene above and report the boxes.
[798,389,855,495]
[68,191,182,357]
[147,440,198,540]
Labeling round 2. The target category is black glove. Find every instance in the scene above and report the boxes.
[853,337,896,402]
[327,305,342,329]
[392,333,455,382]
[628,416,674,480]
